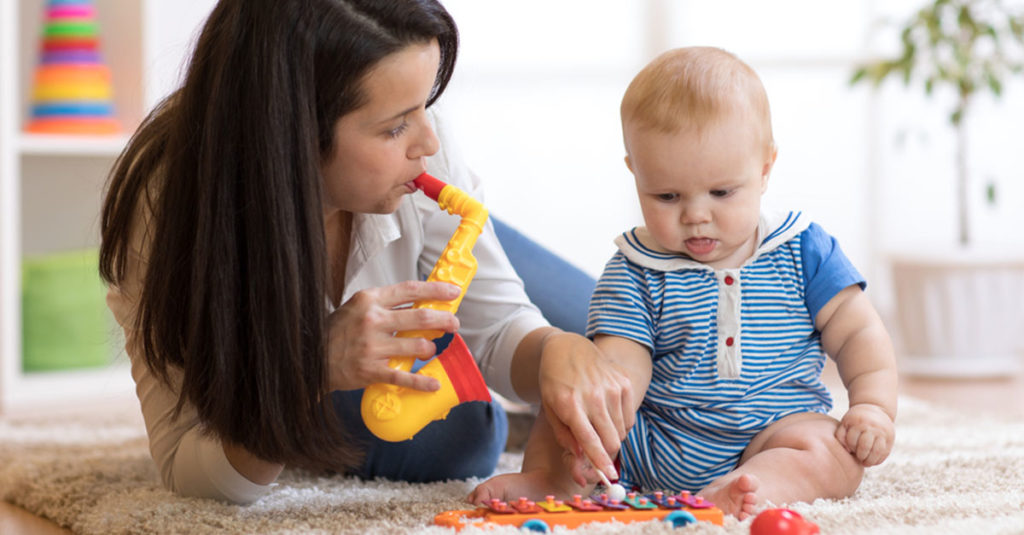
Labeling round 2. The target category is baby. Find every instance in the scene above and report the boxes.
[469,47,898,519]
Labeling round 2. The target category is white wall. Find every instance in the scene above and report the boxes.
[440,0,1024,317]
[70,0,1024,312]
[440,1,876,278]
[438,0,648,279]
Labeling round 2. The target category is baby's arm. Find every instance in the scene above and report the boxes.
[816,285,898,466]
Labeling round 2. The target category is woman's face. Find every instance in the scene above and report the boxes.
[321,40,441,215]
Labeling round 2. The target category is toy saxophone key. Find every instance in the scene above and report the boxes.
[360,172,492,442]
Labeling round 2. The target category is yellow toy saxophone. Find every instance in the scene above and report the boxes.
[360,172,492,442]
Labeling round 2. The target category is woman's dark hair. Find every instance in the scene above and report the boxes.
[99,0,458,471]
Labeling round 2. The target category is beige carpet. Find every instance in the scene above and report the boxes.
[2,396,1024,535]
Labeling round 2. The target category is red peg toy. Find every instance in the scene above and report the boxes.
[750,508,819,535]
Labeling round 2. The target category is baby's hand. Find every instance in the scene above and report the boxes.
[835,403,894,466]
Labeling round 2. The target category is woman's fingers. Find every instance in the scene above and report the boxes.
[372,280,461,309]
[383,367,441,392]
[350,282,460,334]
[610,374,634,441]
[536,333,635,483]
[549,402,617,480]
[389,306,460,335]
[339,335,443,391]
[545,408,586,485]
[327,281,462,391]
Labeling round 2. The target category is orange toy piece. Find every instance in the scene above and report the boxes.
[434,492,724,531]
[360,173,491,442]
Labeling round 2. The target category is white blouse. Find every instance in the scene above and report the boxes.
[105,110,548,503]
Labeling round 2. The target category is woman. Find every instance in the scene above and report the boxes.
[100,0,630,504]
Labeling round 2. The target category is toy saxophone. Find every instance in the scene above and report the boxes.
[360,172,492,442]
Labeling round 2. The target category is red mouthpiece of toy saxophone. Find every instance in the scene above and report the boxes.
[413,172,446,201]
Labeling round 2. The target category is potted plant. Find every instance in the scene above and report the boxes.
[851,0,1024,377]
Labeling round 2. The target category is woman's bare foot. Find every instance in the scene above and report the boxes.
[468,469,584,505]
[700,473,760,520]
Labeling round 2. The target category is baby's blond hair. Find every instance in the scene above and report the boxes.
[621,47,774,154]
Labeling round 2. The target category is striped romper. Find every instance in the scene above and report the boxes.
[586,211,865,492]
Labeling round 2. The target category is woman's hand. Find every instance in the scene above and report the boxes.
[326,281,460,392]
[537,332,634,484]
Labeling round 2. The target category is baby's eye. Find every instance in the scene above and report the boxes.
[710,189,731,198]
[656,193,678,202]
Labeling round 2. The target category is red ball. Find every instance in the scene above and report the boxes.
[750,508,820,535]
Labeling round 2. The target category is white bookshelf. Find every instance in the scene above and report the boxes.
[19,133,131,156]
[0,0,215,413]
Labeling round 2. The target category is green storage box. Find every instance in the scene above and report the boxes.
[21,248,113,372]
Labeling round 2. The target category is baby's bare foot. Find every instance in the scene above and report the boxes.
[467,470,579,506]
[700,473,760,520]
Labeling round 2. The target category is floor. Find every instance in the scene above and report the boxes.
[2,365,1022,535]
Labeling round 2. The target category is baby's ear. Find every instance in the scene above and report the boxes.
[761,144,778,180]
[624,154,634,174]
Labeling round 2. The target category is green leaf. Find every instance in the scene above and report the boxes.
[985,70,1003,96]
[894,57,912,84]
[1010,17,1024,40]
[850,67,868,86]
[901,41,917,64]
[901,24,914,47]
[963,4,986,38]
[959,77,975,97]
[984,25,998,41]
[985,181,997,206]
[926,11,942,45]
[957,5,973,30]
[848,0,1024,107]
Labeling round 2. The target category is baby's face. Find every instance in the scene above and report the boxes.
[624,113,774,270]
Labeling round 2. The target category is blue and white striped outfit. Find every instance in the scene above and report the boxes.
[586,211,864,492]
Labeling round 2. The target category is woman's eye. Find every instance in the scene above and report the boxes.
[387,121,409,138]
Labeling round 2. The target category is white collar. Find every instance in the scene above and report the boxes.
[614,210,810,272]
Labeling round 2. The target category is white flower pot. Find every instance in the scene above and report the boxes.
[891,251,1024,378]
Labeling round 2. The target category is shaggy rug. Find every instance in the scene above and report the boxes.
[2,396,1023,535]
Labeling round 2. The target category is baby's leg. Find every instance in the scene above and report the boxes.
[468,411,593,504]
[699,412,863,519]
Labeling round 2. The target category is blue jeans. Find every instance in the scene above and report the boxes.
[333,216,596,481]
